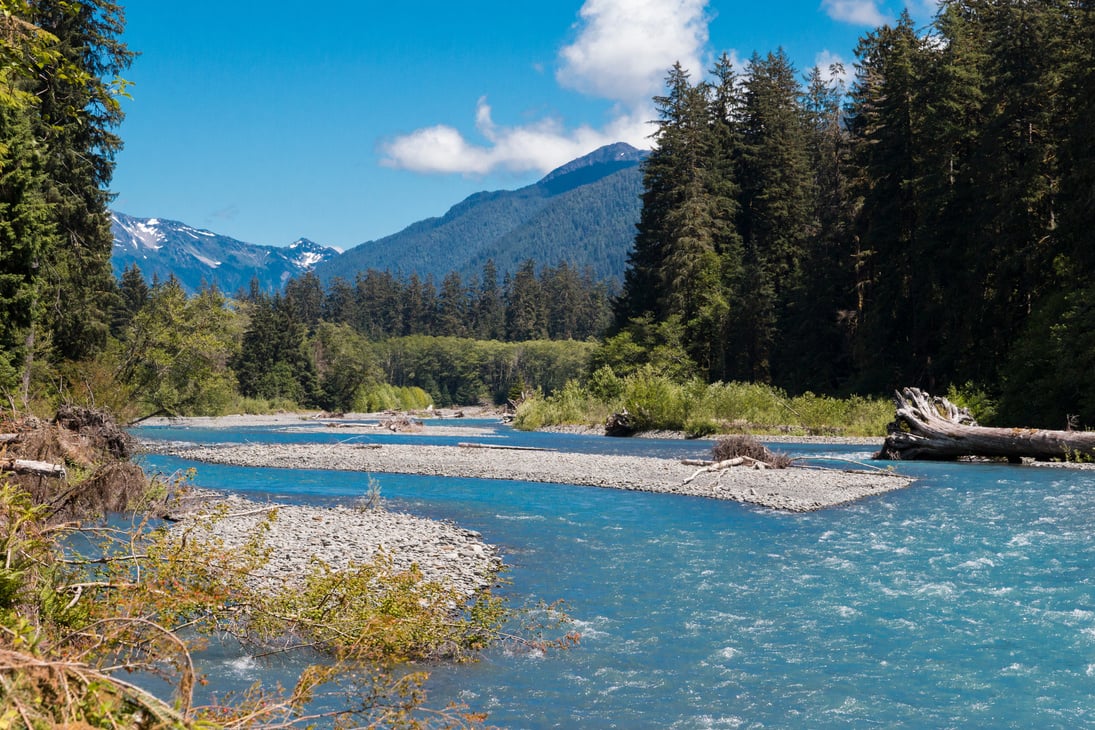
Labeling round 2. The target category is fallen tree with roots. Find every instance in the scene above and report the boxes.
[876,387,1095,462]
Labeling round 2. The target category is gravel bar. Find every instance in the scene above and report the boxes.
[168,491,501,598]
[151,441,914,513]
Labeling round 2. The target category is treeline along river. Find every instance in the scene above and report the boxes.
[133,420,1095,728]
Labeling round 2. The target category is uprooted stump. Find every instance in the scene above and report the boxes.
[1,407,151,522]
[605,411,635,437]
[877,387,1095,462]
[54,404,134,459]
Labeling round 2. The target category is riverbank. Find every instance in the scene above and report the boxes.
[137,407,494,429]
[537,423,883,444]
[167,489,502,598]
[147,441,913,512]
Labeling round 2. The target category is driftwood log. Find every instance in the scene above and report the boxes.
[1,458,67,479]
[877,387,1095,462]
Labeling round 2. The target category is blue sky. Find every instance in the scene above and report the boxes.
[111,0,937,251]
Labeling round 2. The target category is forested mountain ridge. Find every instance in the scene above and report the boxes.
[111,211,339,294]
[312,142,648,285]
[110,143,646,294]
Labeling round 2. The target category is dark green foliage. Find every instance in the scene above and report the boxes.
[110,264,149,336]
[998,287,1095,428]
[436,271,469,338]
[0,104,53,363]
[377,336,594,407]
[28,0,133,361]
[0,1,131,409]
[233,294,318,405]
[283,271,324,332]
[505,260,547,341]
[779,64,856,391]
[473,260,505,340]
[846,12,932,390]
[591,315,698,382]
[733,49,815,383]
[612,2,1095,426]
[615,62,737,378]
[118,278,238,416]
[309,322,383,412]
[299,261,611,344]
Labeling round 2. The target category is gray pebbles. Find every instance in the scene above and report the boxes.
[156,441,913,513]
[152,440,913,601]
[168,492,502,598]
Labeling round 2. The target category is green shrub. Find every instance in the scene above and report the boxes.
[622,369,689,431]
[398,386,433,411]
[513,380,611,430]
[587,365,623,401]
[945,382,997,425]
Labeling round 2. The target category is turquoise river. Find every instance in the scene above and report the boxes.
[133,420,1095,728]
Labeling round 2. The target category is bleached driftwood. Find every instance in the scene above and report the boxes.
[457,442,554,452]
[877,387,1095,462]
[681,456,773,485]
[1,458,67,479]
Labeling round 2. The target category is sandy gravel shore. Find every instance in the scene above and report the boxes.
[138,409,491,429]
[167,491,501,597]
[149,441,913,513]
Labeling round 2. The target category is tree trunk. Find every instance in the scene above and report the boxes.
[877,387,1095,462]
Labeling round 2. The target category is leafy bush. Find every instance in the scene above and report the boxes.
[622,368,691,431]
[587,365,623,400]
[945,382,998,425]
[513,380,612,430]
[399,386,434,410]
[514,370,892,437]
[352,383,435,413]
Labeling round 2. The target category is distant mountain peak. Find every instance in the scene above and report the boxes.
[539,142,647,185]
[115,141,646,295]
[111,212,339,294]
[287,238,336,268]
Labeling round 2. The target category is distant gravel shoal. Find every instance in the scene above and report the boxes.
[152,442,914,512]
[167,491,501,598]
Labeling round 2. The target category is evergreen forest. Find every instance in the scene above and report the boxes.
[2,1,1095,429]
[615,3,1095,428]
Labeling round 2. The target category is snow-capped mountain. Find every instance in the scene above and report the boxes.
[111,212,339,294]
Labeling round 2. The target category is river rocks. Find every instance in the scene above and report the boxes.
[151,442,914,512]
[168,493,502,598]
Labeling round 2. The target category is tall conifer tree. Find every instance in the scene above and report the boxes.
[732,49,813,383]
[27,0,133,360]
[847,13,928,389]
[779,64,856,390]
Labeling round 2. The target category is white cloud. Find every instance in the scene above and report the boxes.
[380,97,649,176]
[556,0,710,103]
[821,0,889,26]
[380,0,711,177]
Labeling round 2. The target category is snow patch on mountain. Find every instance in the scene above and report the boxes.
[112,212,166,251]
[111,212,339,294]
